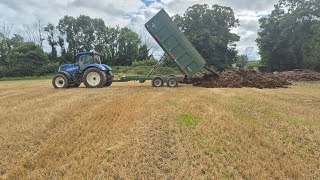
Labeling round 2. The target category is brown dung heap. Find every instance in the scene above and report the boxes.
[193,70,290,89]
[277,70,320,81]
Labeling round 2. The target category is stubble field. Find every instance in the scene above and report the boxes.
[0,80,319,179]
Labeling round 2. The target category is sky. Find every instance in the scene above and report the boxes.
[0,0,279,60]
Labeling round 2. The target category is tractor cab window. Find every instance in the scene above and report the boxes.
[78,55,93,70]
[93,55,101,64]
[77,54,101,71]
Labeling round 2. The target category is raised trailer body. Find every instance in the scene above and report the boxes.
[145,9,207,77]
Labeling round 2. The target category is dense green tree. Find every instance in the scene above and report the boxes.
[74,15,97,51]
[116,27,141,66]
[236,55,249,68]
[93,18,108,54]
[56,16,142,65]
[105,26,120,64]
[136,44,151,61]
[57,16,77,60]
[44,23,58,60]
[0,33,24,66]
[58,36,66,58]
[6,42,48,76]
[8,34,24,49]
[174,4,240,71]
[257,0,320,71]
[0,32,8,66]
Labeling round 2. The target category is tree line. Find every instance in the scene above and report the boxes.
[45,15,152,65]
[257,0,320,71]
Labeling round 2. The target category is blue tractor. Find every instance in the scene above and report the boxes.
[52,52,113,88]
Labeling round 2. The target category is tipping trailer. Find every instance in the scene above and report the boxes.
[114,9,211,87]
[52,9,211,89]
[145,9,207,78]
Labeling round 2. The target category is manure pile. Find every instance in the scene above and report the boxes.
[277,71,320,81]
[193,70,290,89]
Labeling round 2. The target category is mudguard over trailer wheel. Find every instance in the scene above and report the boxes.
[152,76,164,87]
[52,73,70,88]
[83,68,107,88]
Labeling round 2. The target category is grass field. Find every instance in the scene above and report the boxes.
[0,80,319,179]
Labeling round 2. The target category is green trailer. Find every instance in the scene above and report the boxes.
[145,9,207,78]
[115,9,211,87]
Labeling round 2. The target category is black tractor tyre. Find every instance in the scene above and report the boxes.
[152,76,164,87]
[167,76,178,87]
[71,83,81,88]
[105,81,113,87]
[103,73,113,87]
[52,73,70,89]
[83,68,107,88]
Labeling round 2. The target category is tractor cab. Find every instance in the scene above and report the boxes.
[75,52,102,72]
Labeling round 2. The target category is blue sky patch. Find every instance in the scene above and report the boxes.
[142,0,161,7]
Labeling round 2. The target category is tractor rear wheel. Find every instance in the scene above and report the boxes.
[52,73,70,88]
[105,81,113,86]
[83,68,107,88]
[103,73,113,87]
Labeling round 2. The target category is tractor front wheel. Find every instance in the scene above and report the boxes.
[52,73,70,88]
[83,68,107,88]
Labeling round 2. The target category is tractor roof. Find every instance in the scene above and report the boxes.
[75,52,101,56]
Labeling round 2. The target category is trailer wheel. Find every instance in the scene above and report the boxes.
[52,73,70,88]
[152,76,164,87]
[83,68,107,88]
[167,76,178,87]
